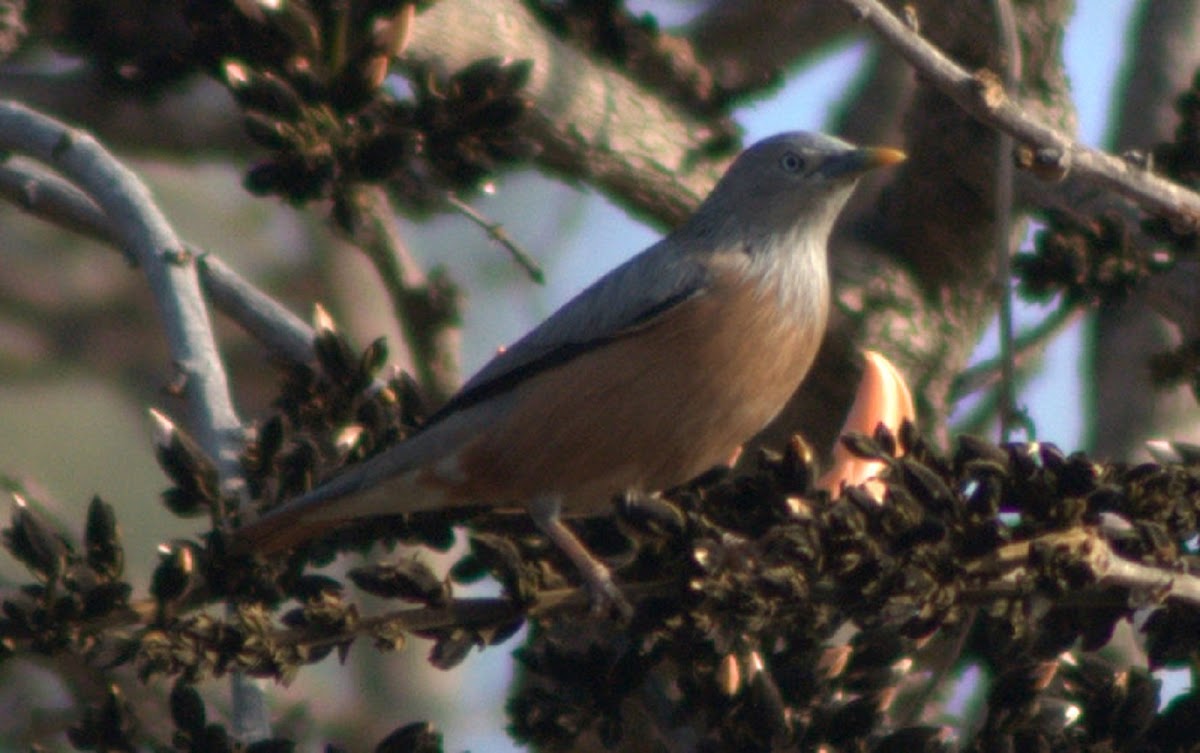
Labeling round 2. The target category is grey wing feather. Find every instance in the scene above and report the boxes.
[433,240,712,419]
[237,240,709,535]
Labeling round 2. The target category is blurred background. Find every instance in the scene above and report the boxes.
[0,0,1191,750]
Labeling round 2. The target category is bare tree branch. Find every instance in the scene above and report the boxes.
[0,159,317,366]
[444,192,545,284]
[198,255,315,367]
[402,0,728,230]
[0,157,121,249]
[992,0,1022,440]
[966,529,1200,608]
[0,102,244,485]
[838,0,1200,225]
[342,186,462,404]
[0,100,271,742]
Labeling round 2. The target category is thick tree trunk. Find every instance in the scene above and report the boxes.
[1089,0,1200,459]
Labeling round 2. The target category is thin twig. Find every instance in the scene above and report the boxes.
[1,579,673,658]
[0,100,270,742]
[444,192,545,284]
[993,0,1021,441]
[196,255,314,366]
[15,521,1200,661]
[0,159,316,365]
[347,186,461,404]
[950,300,1085,402]
[271,579,670,652]
[952,361,1038,439]
[0,156,123,251]
[838,0,1200,226]
[964,528,1200,608]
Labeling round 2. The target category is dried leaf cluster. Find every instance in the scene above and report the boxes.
[8,325,1200,751]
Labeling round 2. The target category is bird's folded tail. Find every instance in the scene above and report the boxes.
[231,405,488,556]
[232,500,350,555]
[231,465,437,555]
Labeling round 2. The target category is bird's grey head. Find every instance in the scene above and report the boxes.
[685,131,905,250]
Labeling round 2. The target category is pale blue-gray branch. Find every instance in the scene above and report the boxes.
[0,158,315,365]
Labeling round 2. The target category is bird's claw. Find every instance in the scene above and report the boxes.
[583,567,634,621]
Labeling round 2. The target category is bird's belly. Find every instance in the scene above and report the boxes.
[453,275,823,516]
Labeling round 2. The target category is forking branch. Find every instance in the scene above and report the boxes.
[0,99,270,742]
[0,157,317,366]
[838,0,1200,225]
[0,101,246,497]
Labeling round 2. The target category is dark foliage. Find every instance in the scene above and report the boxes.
[504,425,1200,752]
[8,328,1200,750]
[1148,66,1200,251]
[1015,209,1171,306]
[33,0,538,223]
[11,4,1200,752]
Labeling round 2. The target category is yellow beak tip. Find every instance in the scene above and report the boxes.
[868,147,907,167]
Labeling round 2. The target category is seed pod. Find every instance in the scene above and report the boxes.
[349,560,449,606]
[429,629,476,670]
[4,495,70,583]
[225,63,305,121]
[85,496,123,579]
[375,721,443,753]
[169,680,206,737]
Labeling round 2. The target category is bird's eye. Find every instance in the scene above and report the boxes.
[780,152,806,173]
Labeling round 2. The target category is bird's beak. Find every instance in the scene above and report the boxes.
[819,146,906,179]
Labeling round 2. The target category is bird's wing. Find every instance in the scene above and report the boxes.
[232,243,714,553]
[430,241,713,421]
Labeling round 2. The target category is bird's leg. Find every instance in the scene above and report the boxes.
[529,495,633,619]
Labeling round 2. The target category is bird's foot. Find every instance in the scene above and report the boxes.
[577,557,634,621]
[530,495,633,621]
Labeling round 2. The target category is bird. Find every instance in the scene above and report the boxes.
[235,132,905,615]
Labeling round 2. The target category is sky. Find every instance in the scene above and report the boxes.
[401,2,1149,751]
